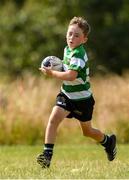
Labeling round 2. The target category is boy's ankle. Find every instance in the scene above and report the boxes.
[100,135,110,148]
[44,143,54,152]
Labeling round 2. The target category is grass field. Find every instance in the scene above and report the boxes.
[0,144,129,179]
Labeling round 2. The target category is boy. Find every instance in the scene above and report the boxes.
[37,16,117,168]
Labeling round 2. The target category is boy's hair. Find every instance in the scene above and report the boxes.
[69,16,91,36]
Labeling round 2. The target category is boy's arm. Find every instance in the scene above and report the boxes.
[39,67,78,81]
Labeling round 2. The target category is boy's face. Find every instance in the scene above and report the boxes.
[66,24,87,49]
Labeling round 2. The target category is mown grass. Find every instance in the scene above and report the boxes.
[0,144,129,179]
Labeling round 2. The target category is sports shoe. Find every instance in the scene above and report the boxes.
[105,134,117,161]
[37,151,52,168]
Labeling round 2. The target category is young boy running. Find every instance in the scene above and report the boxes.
[37,16,117,168]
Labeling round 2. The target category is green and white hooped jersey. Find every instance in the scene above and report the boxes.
[61,44,92,101]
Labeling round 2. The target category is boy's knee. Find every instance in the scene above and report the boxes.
[48,114,61,127]
[48,117,58,126]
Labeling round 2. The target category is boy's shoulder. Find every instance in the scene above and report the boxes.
[74,45,86,54]
[72,45,87,60]
[64,45,88,62]
[65,45,86,56]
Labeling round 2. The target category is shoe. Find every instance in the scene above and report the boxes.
[105,134,117,161]
[37,151,52,168]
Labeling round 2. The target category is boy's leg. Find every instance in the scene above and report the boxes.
[44,106,69,144]
[37,106,70,168]
[79,121,117,161]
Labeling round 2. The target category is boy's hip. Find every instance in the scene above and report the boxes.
[55,92,95,122]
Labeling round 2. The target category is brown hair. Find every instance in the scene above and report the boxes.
[69,16,91,36]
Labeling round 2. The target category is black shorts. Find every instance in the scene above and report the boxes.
[56,92,95,122]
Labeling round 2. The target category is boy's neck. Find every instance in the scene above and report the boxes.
[67,43,84,50]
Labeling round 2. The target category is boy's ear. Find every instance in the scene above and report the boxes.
[84,37,88,43]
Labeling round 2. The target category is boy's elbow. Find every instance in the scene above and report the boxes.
[67,74,77,81]
[67,70,78,81]
[68,76,76,81]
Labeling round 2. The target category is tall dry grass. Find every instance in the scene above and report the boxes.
[0,73,129,144]
[92,73,129,143]
[92,74,129,127]
[0,74,60,144]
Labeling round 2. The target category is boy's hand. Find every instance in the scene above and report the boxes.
[39,67,78,81]
[39,66,53,76]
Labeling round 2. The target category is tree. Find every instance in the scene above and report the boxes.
[0,0,129,77]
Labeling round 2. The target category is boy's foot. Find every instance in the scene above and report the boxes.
[105,134,117,161]
[37,151,52,168]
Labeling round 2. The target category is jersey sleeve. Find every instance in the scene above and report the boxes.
[68,57,85,72]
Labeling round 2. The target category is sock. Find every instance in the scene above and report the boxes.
[100,135,110,148]
[44,144,54,155]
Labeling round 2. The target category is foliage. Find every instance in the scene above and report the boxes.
[0,0,129,77]
[0,1,65,77]
[87,0,129,74]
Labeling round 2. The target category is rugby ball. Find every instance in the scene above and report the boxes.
[41,56,63,71]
